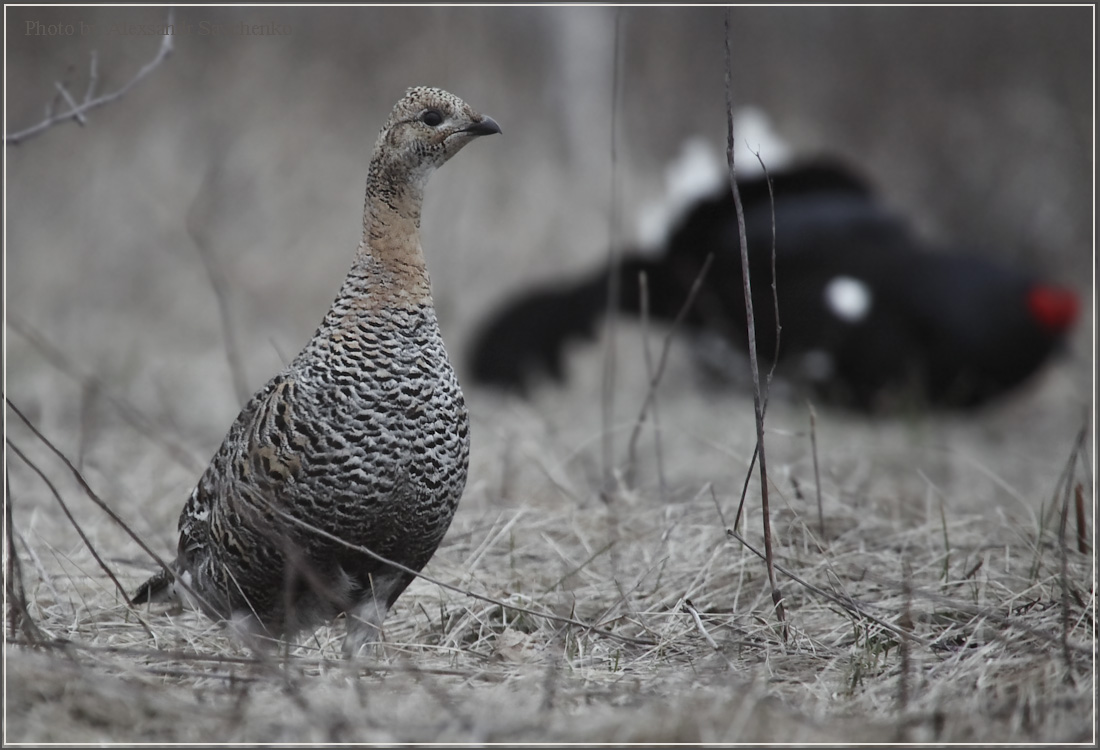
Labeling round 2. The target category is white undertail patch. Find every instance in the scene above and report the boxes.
[635,108,793,253]
[824,276,873,323]
[636,138,725,253]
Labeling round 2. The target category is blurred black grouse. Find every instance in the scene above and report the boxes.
[467,159,1079,410]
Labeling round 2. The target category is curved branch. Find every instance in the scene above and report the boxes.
[6,9,175,146]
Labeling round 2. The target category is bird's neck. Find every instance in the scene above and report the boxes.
[348,166,434,310]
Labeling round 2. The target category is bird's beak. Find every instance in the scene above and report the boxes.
[460,115,502,137]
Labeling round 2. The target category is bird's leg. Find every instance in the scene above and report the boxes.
[228,610,281,656]
[343,595,389,659]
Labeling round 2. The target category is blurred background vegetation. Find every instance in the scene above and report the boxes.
[6,5,1092,444]
[4,11,1093,742]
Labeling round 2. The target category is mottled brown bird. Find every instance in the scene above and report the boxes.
[134,87,500,655]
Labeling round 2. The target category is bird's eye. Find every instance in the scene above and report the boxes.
[421,109,444,127]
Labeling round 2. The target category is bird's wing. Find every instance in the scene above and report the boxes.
[234,375,307,492]
[178,375,308,554]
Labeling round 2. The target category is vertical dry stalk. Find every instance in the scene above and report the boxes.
[625,256,715,491]
[600,7,626,498]
[897,561,913,718]
[7,438,138,609]
[1057,470,1074,678]
[500,430,516,504]
[810,405,823,538]
[748,149,782,399]
[630,271,653,490]
[1074,483,1088,554]
[77,380,99,471]
[83,50,99,104]
[730,154,780,533]
[1074,422,1094,510]
[1031,415,1091,584]
[628,271,668,494]
[1056,417,1088,678]
[187,166,251,408]
[732,442,758,532]
[724,8,786,635]
[5,398,178,591]
[5,473,44,645]
[709,484,727,529]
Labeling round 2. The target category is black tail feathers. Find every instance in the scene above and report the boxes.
[467,270,610,393]
[132,567,175,605]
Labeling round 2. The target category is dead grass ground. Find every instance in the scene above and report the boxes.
[5,5,1094,745]
[6,332,1093,743]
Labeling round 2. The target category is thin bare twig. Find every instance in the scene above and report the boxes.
[1026,412,1089,580]
[897,561,913,717]
[6,9,175,145]
[849,567,1092,656]
[682,599,717,650]
[543,539,616,594]
[1074,483,1088,554]
[53,82,86,126]
[810,404,823,538]
[6,439,152,639]
[726,528,927,648]
[592,557,666,640]
[5,471,45,645]
[7,315,205,472]
[728,153,780,533]
[728,153,781,533]
[1057,418,1088,679]
[1057,491,1073,679]
[629,273,661,491]
[708,484,727,530]
[748,147,782,401]
[3,406,313,671]
[187,165,251,407]
[923,471,951,581]
[237,483,655,649]
[636,273,668,495]
[1074,417,1094,510]
[732,441,757,532]
[5,398,179,596]
[83,50,99,104]
[625,256,715,489]
[600,7,626,498]
[682,599,736,670]
[724,9,785,636]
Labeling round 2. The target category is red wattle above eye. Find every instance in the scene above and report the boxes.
[1027,284,1080,334]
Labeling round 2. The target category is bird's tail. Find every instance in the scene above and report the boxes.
[466,268,612,393]
[132,566,176,605]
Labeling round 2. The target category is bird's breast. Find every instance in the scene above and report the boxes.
[289,310,470,512]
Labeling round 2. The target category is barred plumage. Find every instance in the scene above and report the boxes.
[134,87,500,655]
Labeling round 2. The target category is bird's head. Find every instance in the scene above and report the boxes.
[1027,283,1080,337]
[371,86,501,191]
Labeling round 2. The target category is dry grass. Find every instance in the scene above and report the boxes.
[5,5,1094,744]
[6,338,1094,743]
